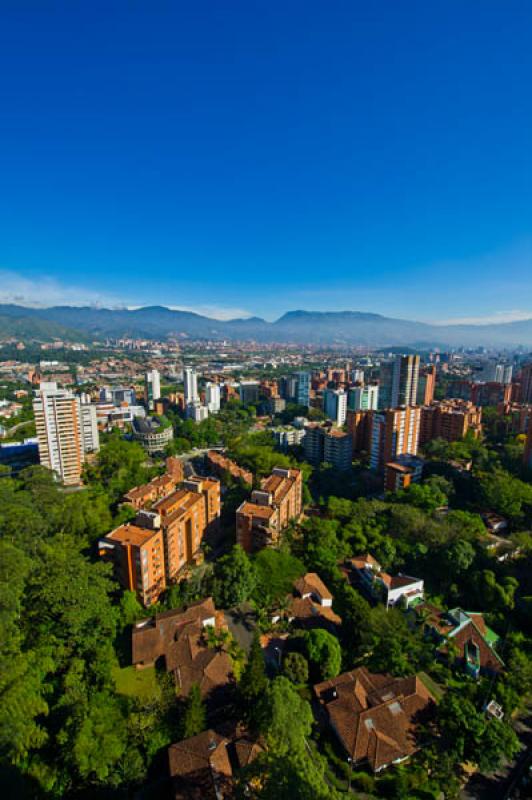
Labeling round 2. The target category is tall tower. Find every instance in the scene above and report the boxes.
[144,370,161,409]
[391,355,420,407]
[183,367,198,404]
[33,382,84,486]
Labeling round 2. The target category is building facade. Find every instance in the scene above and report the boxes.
[370,406,421,472]
[236,467,302,552]
[391,354,420,408]
[323,389,347,425]
[420,400,482,445]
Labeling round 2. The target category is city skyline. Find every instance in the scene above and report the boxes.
[1,2,531,322]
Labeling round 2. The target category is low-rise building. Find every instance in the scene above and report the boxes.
[344,554,424,609]
[236,467,302,552]
[132,598,233,698]
[272,572,341,631]
[314,667,435,773]
[384,455,424,492]
[132,415,174,455]
[416,604,504,678]
[206,450,253,485]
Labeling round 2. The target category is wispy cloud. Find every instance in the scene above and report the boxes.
[0,269,126,308]
[0,269,253,320]
[167,305,253,320]
[435,310,532,326]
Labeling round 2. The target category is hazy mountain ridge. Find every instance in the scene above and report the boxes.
[0,304,532,347]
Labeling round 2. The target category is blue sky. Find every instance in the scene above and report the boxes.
[0,1,531,323]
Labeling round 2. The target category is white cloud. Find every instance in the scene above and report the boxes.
[435,310,532,326]
[0,269,126,308]
[0,269,253,320]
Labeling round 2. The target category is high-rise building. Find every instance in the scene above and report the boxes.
[183,368,199,404]
[239,381,260,405]
[416,365,436,406]
[205,382,221,413]
[144,370,161,409]
[33,382,99,486]
[293,371,311,407]
[346,410,373,454]
[391,355,420,407]
[323,428,353,471]
[377,361,395,409]
[323,389,347,425]
[370,407,421,472]
[520,363,532,404]
[347,385,379,411]
[79,403,99,454]
[303,423,325,464]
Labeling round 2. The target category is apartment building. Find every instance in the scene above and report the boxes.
[100,477,220,605]
[206,450,253,485]
[132,415,174,455]
[391,354,420,407]
[384,456,424,492]
[346,409,373,454]
[292,371,311,407]
[520,363,532,405]
[183,367,199,404]
[323,389,347,425]
[323,428,353,470]
[420,400,482,445]
[347,384,379,411]
[205,381,221,413]
[33,382,100,486]
[417,365,436,405]
[370,406,421,472]
[236,467,302,552]
[144,369,161,409]
[99,523,166,605]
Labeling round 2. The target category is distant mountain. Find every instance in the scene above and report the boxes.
[0,311,87,342]
[0,304,532,348]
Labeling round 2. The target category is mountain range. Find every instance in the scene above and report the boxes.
[1,304,532,348]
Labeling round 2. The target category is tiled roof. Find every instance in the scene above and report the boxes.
[314,668,435,772]
[294,572,333,601]
[168,730,233,800]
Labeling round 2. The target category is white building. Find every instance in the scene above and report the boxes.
[79,403,100,454]
[348,385,379,411]
[144,370,161,409]
[184,367,199,404]
[323,389,347,426]
[187,401,209,422]
[33,382,99,486]
[206,382,221,413]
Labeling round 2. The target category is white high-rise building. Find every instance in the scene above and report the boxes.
[323,389,348,426]
[144,370,161,409]
[79,403,100,454]
[206,382,221,413]
[33,382,99,486]
[391,355,420,407]
[184,367,199,404]
[348,385,379,411]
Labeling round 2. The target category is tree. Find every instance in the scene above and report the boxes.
[302,628,341,681]
[253,549,305,607]
[283,652,309,685]
[211,545,256,608]
[239,633,268,707]
[72,692,128,781]
[255,677,313,756]
[181,684,206,739]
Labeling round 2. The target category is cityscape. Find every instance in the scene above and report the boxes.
[1,3,532,800]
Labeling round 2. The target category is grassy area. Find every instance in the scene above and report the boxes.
[418,671,444,702]
[112,664,160,700]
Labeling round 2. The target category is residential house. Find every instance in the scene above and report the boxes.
[272,572,341,631]
[314,667,435,773]
[416,604,504,678]
[344,554,424,609]
[132,598,233,699]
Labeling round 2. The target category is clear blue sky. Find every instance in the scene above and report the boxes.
[1,0,531,323]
